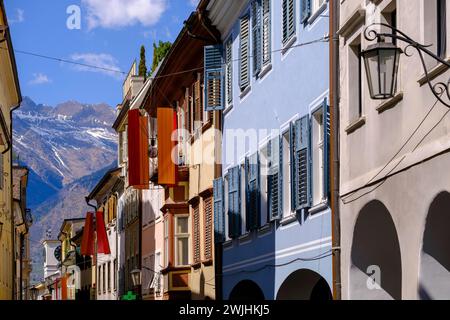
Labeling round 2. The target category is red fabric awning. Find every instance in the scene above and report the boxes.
[80,212,94,256]
[96,211,111,254]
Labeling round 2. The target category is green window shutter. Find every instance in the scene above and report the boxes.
[225,38,233,104]
[262,0,271,66]
[252,0,263,76]
[268,137,281,220]
[228,166,241,238]
[213,177,225,243]
[239,15,250,91]
[294,115,311,210]
[245,153,261,231]
[204,45,224,111]
[300,0,312,24]
[322,98,331,201]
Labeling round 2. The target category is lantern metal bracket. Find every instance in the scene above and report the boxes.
[364,23,450,108]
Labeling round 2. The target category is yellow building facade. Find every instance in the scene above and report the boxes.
[0,0,22,301]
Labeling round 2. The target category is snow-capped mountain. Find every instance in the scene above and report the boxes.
[12,97,119,283]
[13,97,118,207]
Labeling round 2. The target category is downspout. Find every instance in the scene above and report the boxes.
[9,103,20,300]
[85,197,97,300]
[330,0,341,300]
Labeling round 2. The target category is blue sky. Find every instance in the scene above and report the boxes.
[4,0,198,107]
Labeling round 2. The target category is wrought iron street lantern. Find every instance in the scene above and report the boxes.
[30,286,39,300]
[131,268,142,287]
[362,23,450,108]
[362,41,402,99]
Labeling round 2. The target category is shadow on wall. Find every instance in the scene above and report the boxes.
[419,191,450,300]
[276,269,332,300]
[350,200,402,300]
[229,280,265,300]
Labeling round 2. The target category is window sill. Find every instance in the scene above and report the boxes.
[345,116,366,134]
[279,214,298,226]
[307,2,328,25]
[309,201,329,215]
[282,36,297,55]
[376,92,403,113]
[257,223,273,236]
[223,240,233,249]
[224,103,233,116]
[418,57,450,86]
[240,86,251,99]
[238,232,252,244]
[258,63,272,80]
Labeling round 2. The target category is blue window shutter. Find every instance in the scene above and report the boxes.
[278,134,284,217]
[288,0,296,39]
[225,38,233,104]
[213,177,225,243]
[294,115,311,210]
[262,0,271,66]
[228,166,241,238]
[300,0,312,24]
[289,122,296,212]
[268,137,280,220]
[245,153,260,230]
[252,0,262,76]
[323,98,331,201]
[239,15,250,91]
[204,45,224,111]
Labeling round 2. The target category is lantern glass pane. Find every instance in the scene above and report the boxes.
[379,49,396,98]
[364,50,380,98]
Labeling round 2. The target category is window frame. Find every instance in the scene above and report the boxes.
[174,215,190,267]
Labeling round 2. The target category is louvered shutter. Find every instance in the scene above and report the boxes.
[300,0,312,24]
[252,0,262,76]
[268,137,281,220]
[204,45,224,111]
[322,98,331,201]
[204,196,213,260]
[225,39,233,104]
[245,153,261,231]
[239,15,250,91]
[213,178,225,243]
[290,122,296,211]
[283,0,296,44]
[193,203,201,264]
[228,166,241,238]
[293,115,311,210]
[262,0,271,65]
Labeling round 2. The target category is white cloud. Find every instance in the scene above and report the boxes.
[9,8,24,24]
[82,0,167,30]
[70,53,123,80]
[29,73,51,85]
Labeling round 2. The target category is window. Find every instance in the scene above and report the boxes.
[228,166,241,238]
[98,265,101,295]
[424,0,447,66]
[154,252,161,294]
[349,39,363,122]
[312,0,325,12]
[164,216,169,268]
[225,38,233,104]
[174,216,189,266]
[268,137,281,220]
[103,263,106,294]
[239,15,251,91]
[203,196,213,260]
[312,109,324,206]
[192,202,201,265]
[282,130,293,217]
[252,0,263,75]
[282,0,296,44]
[382,5,397,45]
[107,261,111,292]
[113,259,117,291]
[122,128,128,162]
[245,153,260,231]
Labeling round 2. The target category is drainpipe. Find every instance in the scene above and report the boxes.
[85,197,97,300]
[8,103,20,300]
[330,0,341,300]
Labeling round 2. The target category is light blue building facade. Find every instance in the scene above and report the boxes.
[206,0,333,300]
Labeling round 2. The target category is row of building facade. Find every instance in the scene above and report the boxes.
[35,0,450,300]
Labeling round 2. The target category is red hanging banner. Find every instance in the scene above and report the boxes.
[80,212,94,256]
[128,109,150,189]
[96,211,111,254]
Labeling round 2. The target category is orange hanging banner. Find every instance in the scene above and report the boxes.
[80,212,94,256]
[157,107,177,186]
[96,211,111,254]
